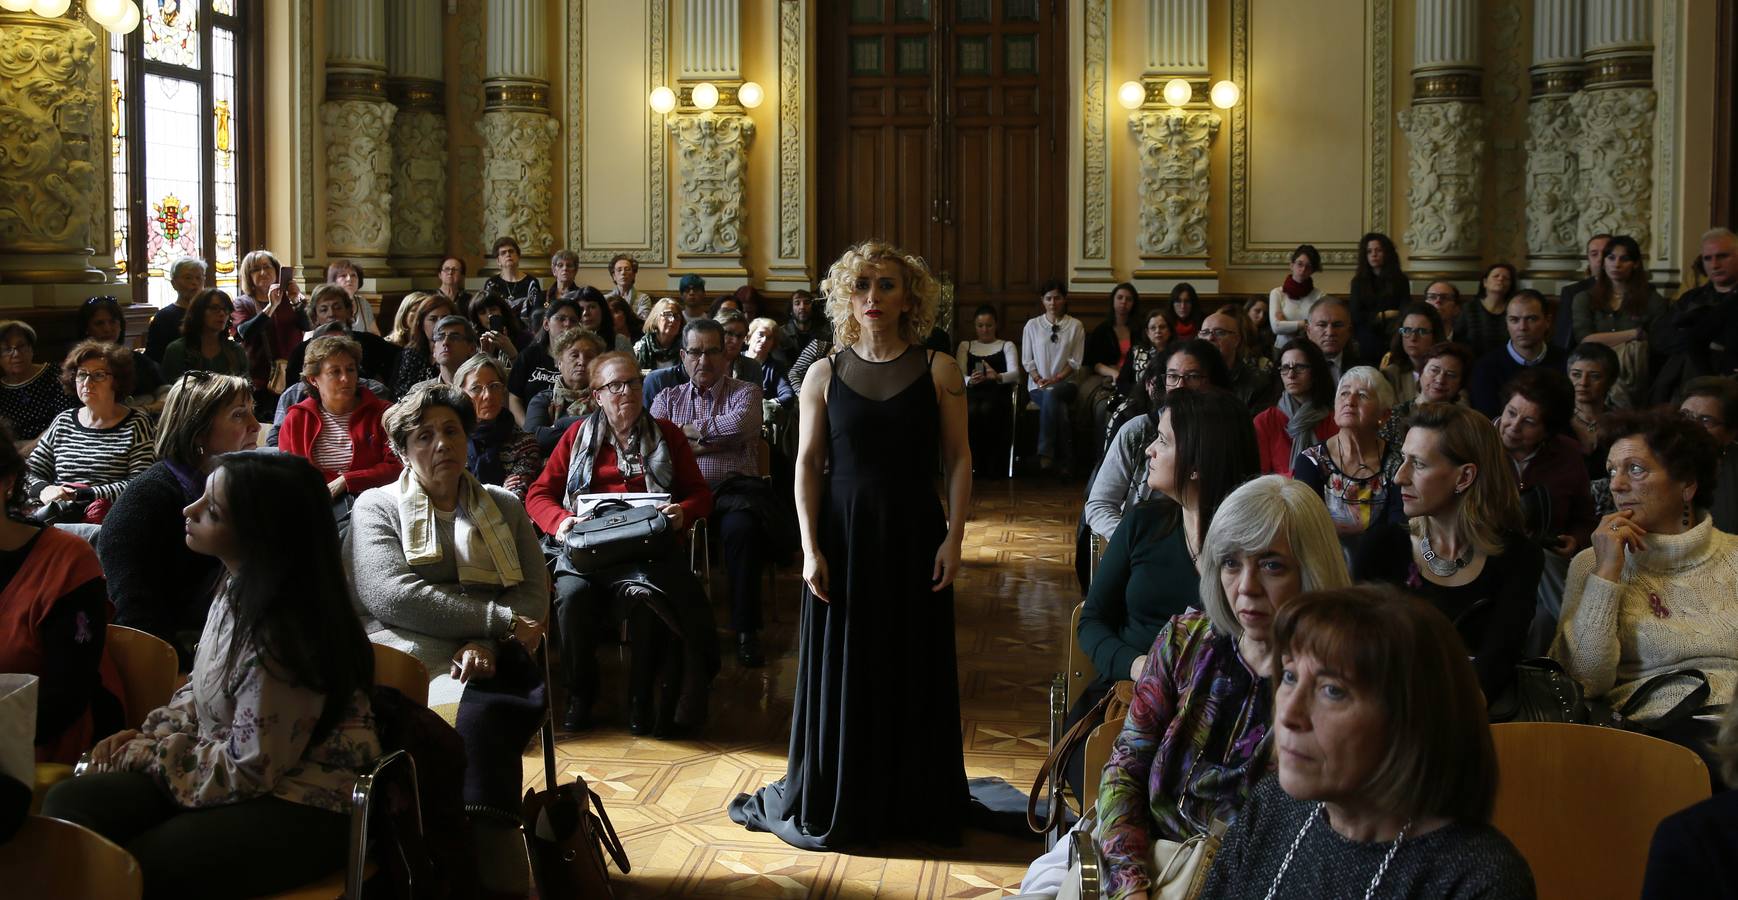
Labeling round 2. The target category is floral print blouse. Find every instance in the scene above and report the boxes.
[1096,612,1273,900]
[113,595,379,814]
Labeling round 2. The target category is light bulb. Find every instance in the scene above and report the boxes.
[1161,78,1192,108]
[648,86,676,115]
[0,0,33,11]
[1210,80,1241,110]
[692,82,719,111]
[31,0,71,15]
[87,0,125,27]
[1116,81,1146,110]
[114,0,140,32]
[738,81,765,109]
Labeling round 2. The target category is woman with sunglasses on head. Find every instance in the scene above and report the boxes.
[78,295,167,413]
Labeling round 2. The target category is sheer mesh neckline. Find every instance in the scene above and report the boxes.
[833,345,931,402]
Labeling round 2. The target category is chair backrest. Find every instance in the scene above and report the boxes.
[106,625,179,727]
[371,644,430,707]
[1490,722,1711,900]
[0,816,142,899]
[756,437,771,478]
[1080,720,1119,816]
[1065,603,1097,710]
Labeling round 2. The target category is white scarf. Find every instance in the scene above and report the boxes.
[393,468,523,589]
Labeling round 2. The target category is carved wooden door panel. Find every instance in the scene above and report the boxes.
[819,0,1067,329]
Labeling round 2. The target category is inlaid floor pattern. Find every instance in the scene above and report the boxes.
[524,478,1080,898]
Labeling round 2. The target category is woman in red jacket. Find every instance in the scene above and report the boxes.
[526,350,715,737]
[1253,337,1338,477]
[278,335,401,503]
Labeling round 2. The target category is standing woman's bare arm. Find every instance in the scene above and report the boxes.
[932,352,972,591]
[795,358,833,601]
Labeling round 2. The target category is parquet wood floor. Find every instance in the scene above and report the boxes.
[523,477,1081,898]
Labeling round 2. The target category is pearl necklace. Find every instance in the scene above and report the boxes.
[1263,804,1411,900]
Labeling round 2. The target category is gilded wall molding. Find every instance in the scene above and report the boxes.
[565,0,668,266]
[1130,110,1219,258]
[776,0,802,262]
[1570,86,1655,250]
[1081,0,1109,263]
[299,0,315,256]
[670,111,754,258]
[1651,0,1677,273]
[480,110,559,258]
[453,0,485,261]
[321,99,397,257]
[1396,101,1485,260]
[1482,0,1527,266]
[1524,96,1581,263]
[389,107,447,264]
[1228,0,1391,266]
[0,17,103,260]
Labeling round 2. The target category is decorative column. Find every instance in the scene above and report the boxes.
[322,0,395,270]
[1523,0,1585,277]
[763,0,810,292]
[1570,0,1654,249]
[670,0,753,284]
[0,12,106,288]
[1128,0,1218,293]
[1396,0,1484,280]
[480,0,558,265]
[1067,0,1114,286]
[386,0,447,277]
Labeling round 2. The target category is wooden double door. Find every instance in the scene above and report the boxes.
[818,0,1068,328]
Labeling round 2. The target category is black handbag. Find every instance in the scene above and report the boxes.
[562,499,674,571]
[1490,658,1711,734]
[522,647,630,898]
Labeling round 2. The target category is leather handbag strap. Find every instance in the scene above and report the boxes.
[587,785,631,874]
[1620,668,1711,732]
[539,645,558,792]
[1026,688,1114,833]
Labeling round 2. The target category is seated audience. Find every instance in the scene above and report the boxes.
[1425,280,1463,342]
[958,305,1019,477]
[573,285,630,353]
[1676,375,1738,534]
[325,258,379,335]
[1242,295,1277,361]
[434,257,467,306]
[1379,301,1445,405]
[235,255,310,416]
[1642,701,1738,896]
[1102,309,1176,441]
[1086,284,1140,416]
[1293,366,1403,538]
[1553,235,1611,350]
[267,323,392,448]
[79,295,166,411]
[1554,410,1738,746]
[1352,403,1542,700]
[25,341,157,522]
[715,310,766,386]
[481,236,545,318]
[1198,587,1535,898]
[605,253,650,318]
[1092,476,1350,900]
[1348,232,1412,359]
[774,288,831,371]
[609,297,643,344]
[1572,235,1667,402]
[651,319,771,667]
[1568,341,1622,464]
[1381,341,1474,446]
[1254,338,1338,477]
[1305,297,1360,384]
[424,316,480,387]
[509,292,585,425]
[160,289,250,383]
[389,292,456,396]
[284,284,399,389]
[1168,283,1204,342]
[525,327,607,452]
[1021,280,1085,476]
[744,316,798,408]
[455,355,541,500]
[1499,368,1598,558]
[145,256,208,362]
[1069,389,1257,797]
[545,249,579,324]
[466,290,530,366]
[1200,306,1277,413]
[0,320,78,450]
[1680,228,1738,377]
[1267,244,1326,348]
[526,351,716,735]
[678,273,709,321]
[1457,264,1518,358]
[634,297,686,370]
[0,421,120,763]
[46,452,379,898]
[1470,289,1567,416]
[100,372,257,666]
[786,333,834,391]
[347,384,548,893]
[278,335,400,503]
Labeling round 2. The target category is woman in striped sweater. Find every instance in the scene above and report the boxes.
[24,341,156,520]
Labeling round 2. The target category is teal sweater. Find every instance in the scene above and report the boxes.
[1077,500,1200,687]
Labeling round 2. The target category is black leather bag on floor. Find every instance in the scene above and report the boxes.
[521,647,630,898]
[561,499,674,572]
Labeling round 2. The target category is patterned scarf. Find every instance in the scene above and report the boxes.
[563,408,674,511]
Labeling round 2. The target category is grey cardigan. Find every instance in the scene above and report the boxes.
[345,483,550,680]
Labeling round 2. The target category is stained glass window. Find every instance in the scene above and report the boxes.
[112,0,251,307]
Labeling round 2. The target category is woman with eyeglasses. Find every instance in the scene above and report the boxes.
[1380,342,1474,448]
[24,341,157,527]
[1294,366,1404,539]
[435,257,467,305]
[1268,244,1326,348]
[0,320,78,452]
[1254,338,1339,477]
[525,327,608,453]
[1380,302,1446,406]
[525,350,715,736]
[1569,341,1622,466]
[159,289,251,382]
[389,293,457,397]
[78,296,167,413]
[277,335,401,506]
[455,355,541,500]
[634,297,686,371]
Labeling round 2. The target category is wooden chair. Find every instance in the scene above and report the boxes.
[1079,717,1120,818]
[371,643,429,707]
[106,625,179,726]
[250,751,419,900]
[1065,602,1097,710]
[1490,722,1711,900]
[0,815,142,899]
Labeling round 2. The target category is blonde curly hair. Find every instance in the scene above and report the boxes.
[821,240,941,349]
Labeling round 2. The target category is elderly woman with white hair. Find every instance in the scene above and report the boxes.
[1292,366,1404,538]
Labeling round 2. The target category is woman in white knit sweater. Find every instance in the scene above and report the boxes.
[1554,409,1738,729]
[1267,243,1328,349]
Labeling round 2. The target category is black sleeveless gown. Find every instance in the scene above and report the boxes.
[728,345,970,849]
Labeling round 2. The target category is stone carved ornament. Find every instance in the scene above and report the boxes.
[321,99,397,256]
[1129,110,1219,257]
[777,0,802,260]
[390,108,448,258]
[671,111,755,256]
[0,20,101,253]
[1570,87,1654,251]
[1396,102,1486,256]
[479,110,559,258]
[1523,96,1581,259]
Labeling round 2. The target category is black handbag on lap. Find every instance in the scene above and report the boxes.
[561,499,674,572]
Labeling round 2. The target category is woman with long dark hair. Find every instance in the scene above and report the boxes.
[1254,338,1339,477]
[1381,301,1446,405]
[1349,232,1412,359]
[1268,244,1327,348]
[159,290,249,381]
[46,452,378,897]
[1169,283,1205,342]
[1572,234,1666,401]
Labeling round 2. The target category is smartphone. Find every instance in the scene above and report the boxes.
[277,265,295,291]
[488,314,504,332]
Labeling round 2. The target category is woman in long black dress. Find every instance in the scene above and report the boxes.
[729,240,972,850]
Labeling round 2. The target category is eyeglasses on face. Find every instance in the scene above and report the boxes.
[596,379,638,395]
[0,343,30,356]
[1277,363,1310,375]
[1396,326,1435,338]
[681,347,723,359]
[1198,328,1236,340]
[74,370,112,383]
[1424,291,1456,301]
[1164,370,1207,386]
[464,382,508,397]
[432,332,472,344]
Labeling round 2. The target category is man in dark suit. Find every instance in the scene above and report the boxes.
[1306,297,1359,384]
[1471,290,1567,415]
